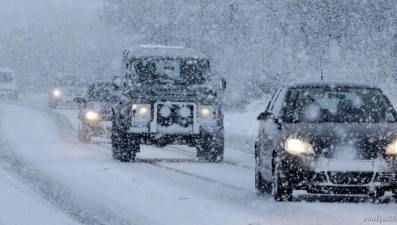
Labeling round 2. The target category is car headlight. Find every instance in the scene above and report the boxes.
[284,138,314,155]
[53,89,61,97]
[386,140,397,154]
[199,106,215,119]
[85,111,99,120]
[131,104,151,122]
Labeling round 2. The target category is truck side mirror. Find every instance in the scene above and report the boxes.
[113,76,121,88]
[220,78,227,91]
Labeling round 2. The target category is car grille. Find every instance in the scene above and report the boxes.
[156,103,194,128]
[327,172,374,185]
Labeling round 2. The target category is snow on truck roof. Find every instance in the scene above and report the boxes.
[123,45,209,60]
[286,80,380,89]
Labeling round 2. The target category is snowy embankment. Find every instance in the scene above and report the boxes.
[224,95,270,154]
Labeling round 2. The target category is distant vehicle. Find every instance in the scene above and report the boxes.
[255,81,397,202]
[74,81,121,142]
[0,68,18,100]
[48,76,86,108]
[111,45,226,162]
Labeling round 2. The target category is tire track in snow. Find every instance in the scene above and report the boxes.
[0,102,138,225]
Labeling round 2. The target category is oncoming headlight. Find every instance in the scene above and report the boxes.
[131,104,151,122]
[386,140,397,155]
[53,89,61,97]
[85,111,99,120]
[284,138,314,155]
[199,106,215,119]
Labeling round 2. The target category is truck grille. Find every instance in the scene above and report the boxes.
[156,103,194,128]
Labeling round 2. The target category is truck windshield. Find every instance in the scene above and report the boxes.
[284,87,397,123]
[131,58,210,85]
[0,72,14,83]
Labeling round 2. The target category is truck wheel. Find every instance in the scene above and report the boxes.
[78,122,91,143]
[273,163,293,202]
[196,132,224,163]
[111,121,139,162]
[392,189,397,201]
[255,156,272,195]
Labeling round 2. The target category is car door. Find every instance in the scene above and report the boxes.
[259,86,286,180]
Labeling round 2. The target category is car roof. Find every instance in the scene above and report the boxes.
[285,80,380,89]
[123,45,209,60]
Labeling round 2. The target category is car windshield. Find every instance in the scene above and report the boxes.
[0,72,14,83]
[131,58,210,85]
[54,76,85,87]
[284,87,397,123]
[87,83,116,101]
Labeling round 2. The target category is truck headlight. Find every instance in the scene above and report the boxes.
[285,138,314,155]
[85,111,99,120]
[131,104,151,122]
[386,140,397,154]
[53,89,61,97]
[199,106,215,119]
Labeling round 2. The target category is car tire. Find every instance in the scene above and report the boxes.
[111,118,139,162]
[196,132,224,163]
[255,156,272,195]
[273,163,293,202]
[78,122,91,143]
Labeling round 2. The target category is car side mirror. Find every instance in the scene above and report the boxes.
[113,76,121,88]
[73,97,85,104]
[257,111,273,121]
[219,78,227,92]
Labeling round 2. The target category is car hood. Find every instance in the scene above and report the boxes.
[283,123,397,159]
[57,86,85,96]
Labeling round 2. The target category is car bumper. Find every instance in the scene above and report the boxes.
[85,120,112,138]
[280,155,397,192]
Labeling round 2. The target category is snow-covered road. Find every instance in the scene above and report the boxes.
[0,100,397,225]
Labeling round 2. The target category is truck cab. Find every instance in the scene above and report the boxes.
[111,45,226,162]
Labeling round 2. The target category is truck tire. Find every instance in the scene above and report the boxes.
[111,119,139,162]
[196,131,224,162]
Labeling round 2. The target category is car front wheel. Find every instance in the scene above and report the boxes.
[196,132,224,163]
[273,163,293,202]
[255,156,272,195]
[78,122,91,143]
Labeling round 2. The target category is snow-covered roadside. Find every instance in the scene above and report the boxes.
[0,168,79,225]
[224,95,270,154]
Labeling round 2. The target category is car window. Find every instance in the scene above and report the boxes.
[266,88,282,111]
[271,87,286,117]
[283,87,397,123]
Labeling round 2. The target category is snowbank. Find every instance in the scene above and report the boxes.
[224,94,270,153]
